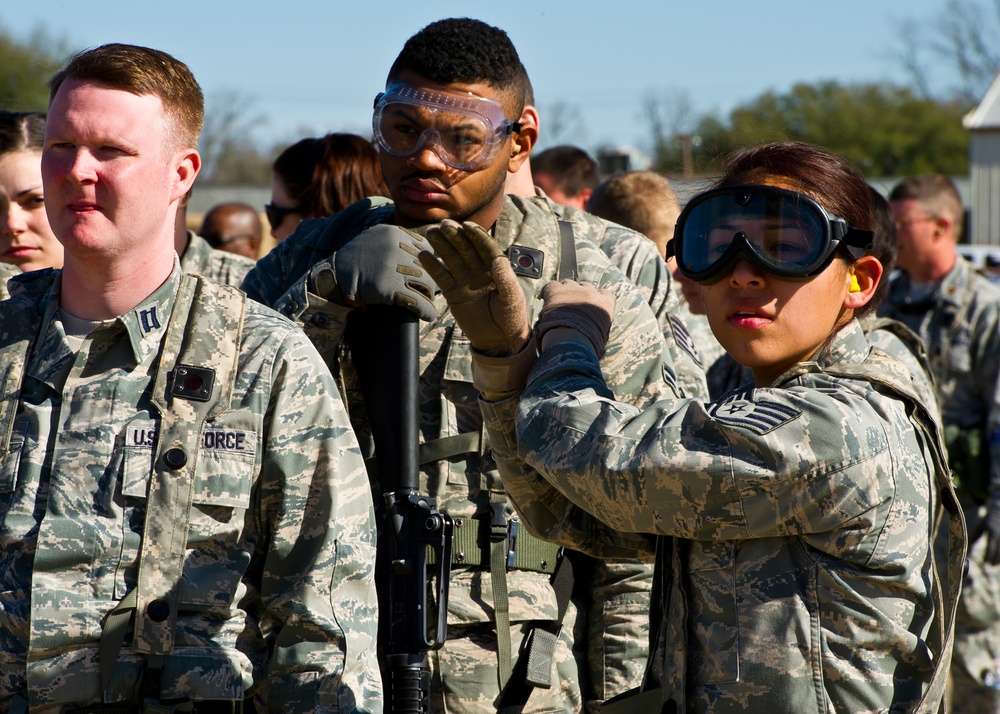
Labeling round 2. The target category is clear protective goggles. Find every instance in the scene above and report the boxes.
[372,82,521,170]
[666,184,874,284]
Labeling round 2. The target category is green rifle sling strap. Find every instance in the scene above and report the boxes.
[490,490,514,689]
[557,220,578,281]
[494,215,580,712]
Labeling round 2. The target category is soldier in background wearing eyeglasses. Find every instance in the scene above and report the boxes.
[880,173,1000,714]
[199,201,263,261]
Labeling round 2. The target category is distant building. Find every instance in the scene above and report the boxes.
[595,146,651,176]
[963,72,1000,246]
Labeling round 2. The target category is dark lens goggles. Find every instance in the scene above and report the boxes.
[666,184,874,284]
[264,202,303,228]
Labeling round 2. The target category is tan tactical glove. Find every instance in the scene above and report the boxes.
[418,219,530,355]
[536,280,616,358]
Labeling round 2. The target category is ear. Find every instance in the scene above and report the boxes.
[843,255,883,311]
[508,104,538,173]
[170,148,201,204]
[933,214,953,240]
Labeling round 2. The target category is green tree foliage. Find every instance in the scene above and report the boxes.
[652,81,970,177]
[0,26,67,111]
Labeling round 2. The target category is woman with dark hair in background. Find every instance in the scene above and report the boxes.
[0,111,64,281]
[266,132,389,242]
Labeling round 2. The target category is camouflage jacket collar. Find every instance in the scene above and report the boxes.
[120,262,182,360]
[179,230,213,273]
[774,318,870,386]
[30,262,182,380]
[495,193,585,251]
[887,255,979,313]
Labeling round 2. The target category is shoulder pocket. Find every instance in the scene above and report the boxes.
[196,424,256,508]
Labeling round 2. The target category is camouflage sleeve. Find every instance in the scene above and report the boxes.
[254,329,381,712]
[480,238,669,556]
[240,227,306,308]
[597,227,671,325]
[241,218,360,367]
[595,228,709,402]
[481,356,655,558]
[487,338,899,552]
[583,556,653,712]
[573,240,671,411]
[241,199,393,310]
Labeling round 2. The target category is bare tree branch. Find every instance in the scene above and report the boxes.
[539,101,586,147]
[640,89,696,169]
[199,90,268,183]
[893,0,1000,102]
[890,18,934,99]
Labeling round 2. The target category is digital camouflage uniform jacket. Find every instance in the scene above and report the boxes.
[546,199,708,402]
[0,262,19,301]
[880,257,1000,707]
[0,266,380,712]
[481,319,961,713]
[180,231,256,288]
[242,194,680,712]
[880,257,1000,492]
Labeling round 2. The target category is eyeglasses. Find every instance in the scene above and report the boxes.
[893,215,936,231]
[205,233,256,248]
[265,203,304,228]
[372,82,521,171]
[666,184,874,284]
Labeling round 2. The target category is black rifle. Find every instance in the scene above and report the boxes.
[346,306,452,713]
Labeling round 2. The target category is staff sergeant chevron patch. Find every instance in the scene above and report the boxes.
[669,315,702,367]
[709,388,801,434]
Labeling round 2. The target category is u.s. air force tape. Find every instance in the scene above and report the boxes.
[127,425,256,454]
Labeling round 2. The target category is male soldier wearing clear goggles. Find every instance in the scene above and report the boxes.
[242,17,680,713]
[373,81,521,172]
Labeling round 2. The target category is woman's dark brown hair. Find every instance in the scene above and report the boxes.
[272,133,388,218]
[0,111,46,155]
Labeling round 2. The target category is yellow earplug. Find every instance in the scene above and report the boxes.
[849,274,861,293]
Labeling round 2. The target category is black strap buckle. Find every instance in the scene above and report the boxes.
[489,501,507,542]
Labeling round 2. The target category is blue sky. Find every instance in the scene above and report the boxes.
[2,1,965,158]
